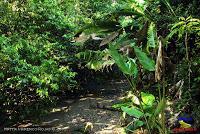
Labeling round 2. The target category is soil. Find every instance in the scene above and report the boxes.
[36,79,130,134]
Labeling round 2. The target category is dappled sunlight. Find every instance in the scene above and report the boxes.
[42,119,60,126]
[36,79,129,133]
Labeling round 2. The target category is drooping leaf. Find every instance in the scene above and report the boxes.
[155,38,163,82]
[134,120,144,129]
[121,106,144,118]
[130,94,140,105]
[75,20,120,36]
[83,21,120,35]
[167,17,200,41]
[109,45,130,74]
[102,59,115,71]
[166,28,179,40]
[109,45,138,76]
[134,46,155,71]
[154,98,166,116]
[171,21,185,30]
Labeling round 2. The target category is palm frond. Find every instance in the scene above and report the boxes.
[75,20,120,36]
[84,49,115,71]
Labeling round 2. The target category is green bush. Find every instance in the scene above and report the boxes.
[0,34,77,123]
[0,0,87,124]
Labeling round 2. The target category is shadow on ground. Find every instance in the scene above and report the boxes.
[15,79,130,134]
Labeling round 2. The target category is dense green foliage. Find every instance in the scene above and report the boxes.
[0,0,79,124]
[0,0,115,125]
[75,0,200,133]
[0,0,200,133]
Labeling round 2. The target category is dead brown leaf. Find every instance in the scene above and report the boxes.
[100,32,119,46]
[155,38,163,82]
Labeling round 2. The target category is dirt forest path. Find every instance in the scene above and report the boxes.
[37,79,129,134]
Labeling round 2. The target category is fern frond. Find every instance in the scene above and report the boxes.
[187,20,200,32]
[102,59,115,72]
[188,18,200,23]
[147,22,157,49]
[171,21,185,30]
[75,20,120,36]
[166,29,177,40]
[178,26,185,39]
[76,50,92,61]
[83,49,115,71]
[167,17,200,41]
[86,60,103,71]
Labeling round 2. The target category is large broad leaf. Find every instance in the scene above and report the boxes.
[109,45,129,74]
[121,106,144,118]
[129,92,155,109]
[141,92,155,107]
[109,45,138,76]
[112,102,132,109]
[134,46,155,71]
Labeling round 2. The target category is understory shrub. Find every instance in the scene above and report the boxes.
[0,34,77,125]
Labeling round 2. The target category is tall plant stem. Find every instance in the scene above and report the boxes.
[161,76,166,133]
[162,76,166,99]
[162,0,176,17]
[124,74,152,134]
[185,32,189,61]
[158,38,167,133]
[185,32,191,91]
[158,83,162,101]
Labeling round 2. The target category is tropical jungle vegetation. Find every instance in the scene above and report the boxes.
[0,0,200,133]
